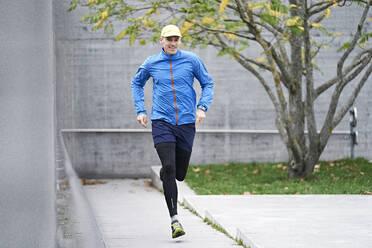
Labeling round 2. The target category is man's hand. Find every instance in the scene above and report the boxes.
[195,109,206,127]
[137,114,147,128]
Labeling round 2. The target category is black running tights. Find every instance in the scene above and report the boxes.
[155,142,191,217]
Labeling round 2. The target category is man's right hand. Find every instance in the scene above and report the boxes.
[137,114,147,128]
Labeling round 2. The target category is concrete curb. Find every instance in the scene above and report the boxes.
[236,228,261,248]
[58,131,107,248]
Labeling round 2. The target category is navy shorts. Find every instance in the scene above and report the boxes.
[151,120,196,152]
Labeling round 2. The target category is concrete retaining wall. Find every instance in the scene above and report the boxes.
[0,1,56,247]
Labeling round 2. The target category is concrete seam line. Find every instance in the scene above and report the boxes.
[60,128,350,135]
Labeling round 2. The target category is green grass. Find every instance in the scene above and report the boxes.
[185,158,372,195]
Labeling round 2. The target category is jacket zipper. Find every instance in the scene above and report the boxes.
[170,59,178,125]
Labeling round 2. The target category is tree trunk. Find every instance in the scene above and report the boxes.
[287,148,321,178]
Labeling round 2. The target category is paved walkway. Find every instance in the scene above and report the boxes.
[83,179,238,248]
[84,167,372,248]
[183,195,372,248]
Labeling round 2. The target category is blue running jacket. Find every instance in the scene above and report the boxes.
[131,49,214,125]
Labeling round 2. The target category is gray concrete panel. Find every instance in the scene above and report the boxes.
[0,0,55,247]
[55,0,372,177]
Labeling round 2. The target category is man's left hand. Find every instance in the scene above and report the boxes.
[195,109,206,127]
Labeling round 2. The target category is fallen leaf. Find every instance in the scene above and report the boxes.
[282,166,288,170]
[243,191,251,195]
[81,179,107,185]
[204,169,211,176]
[276,164,283,169]
[144,180,152,187]
[363,191,372,195]
[329,162,335,167]
[349,167,358,172]
[252,169,260,175]
[193,167,201,172]
[360,172,365,176]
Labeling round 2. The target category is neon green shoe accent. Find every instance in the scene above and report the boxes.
[171,221,185,238]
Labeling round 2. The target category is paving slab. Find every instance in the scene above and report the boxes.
[83,179,238,248]
[183,195,372,248]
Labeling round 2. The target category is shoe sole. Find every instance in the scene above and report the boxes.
[172,229,185,239]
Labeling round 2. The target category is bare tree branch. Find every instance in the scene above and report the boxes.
[331,61,372,129]
[319,0,370,144]
[315,49,372,97]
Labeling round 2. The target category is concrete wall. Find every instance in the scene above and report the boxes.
[55,1,372,178]
[0,1,56,247]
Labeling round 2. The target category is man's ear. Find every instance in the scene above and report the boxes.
[159,37,164,44]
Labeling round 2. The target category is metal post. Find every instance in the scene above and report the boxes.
[349,107,357,159]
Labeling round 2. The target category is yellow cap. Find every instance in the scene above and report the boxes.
[161,25,182,37]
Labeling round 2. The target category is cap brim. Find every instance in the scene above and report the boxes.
[162,34,182,37]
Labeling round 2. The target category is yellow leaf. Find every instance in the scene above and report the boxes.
[114,29,127,41]
[146,8,154,15]
[255,57,265,63]
[311,22,322,29]
[202,17,215,24]
[180,21,193,34]
[223,32,237,40]
[142,19,154,27]
[267,9,287,18]
[359,43,367,48]
[324,8,331,19]
[288,4,298,8]
[139,39,146,45]
[323,45,329,50]
[100,10,109,19]
[298,26,304,31]
[247,2,267,10]
[219,0,230,15]
[88,0,96,4]
[370,17,372,22]
[284,16,300,26]
[93,19,104,30]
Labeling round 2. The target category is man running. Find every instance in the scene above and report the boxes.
[131,24,214,238]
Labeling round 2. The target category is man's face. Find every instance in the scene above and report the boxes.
[160,36,181,55]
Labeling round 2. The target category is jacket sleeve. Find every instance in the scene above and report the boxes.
[131,61,151,115]
[193,56,214,111]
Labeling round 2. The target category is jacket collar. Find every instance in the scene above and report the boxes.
[161,48,181,60]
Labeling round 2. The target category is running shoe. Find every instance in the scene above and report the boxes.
[171,220,185,238]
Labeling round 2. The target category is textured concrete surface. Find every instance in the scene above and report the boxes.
[55,0,372,176]
[0,1,56,247]
[83,179,238,248]
[84,167,372,248]
[63,130,351,178]
[183,195,372,248]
